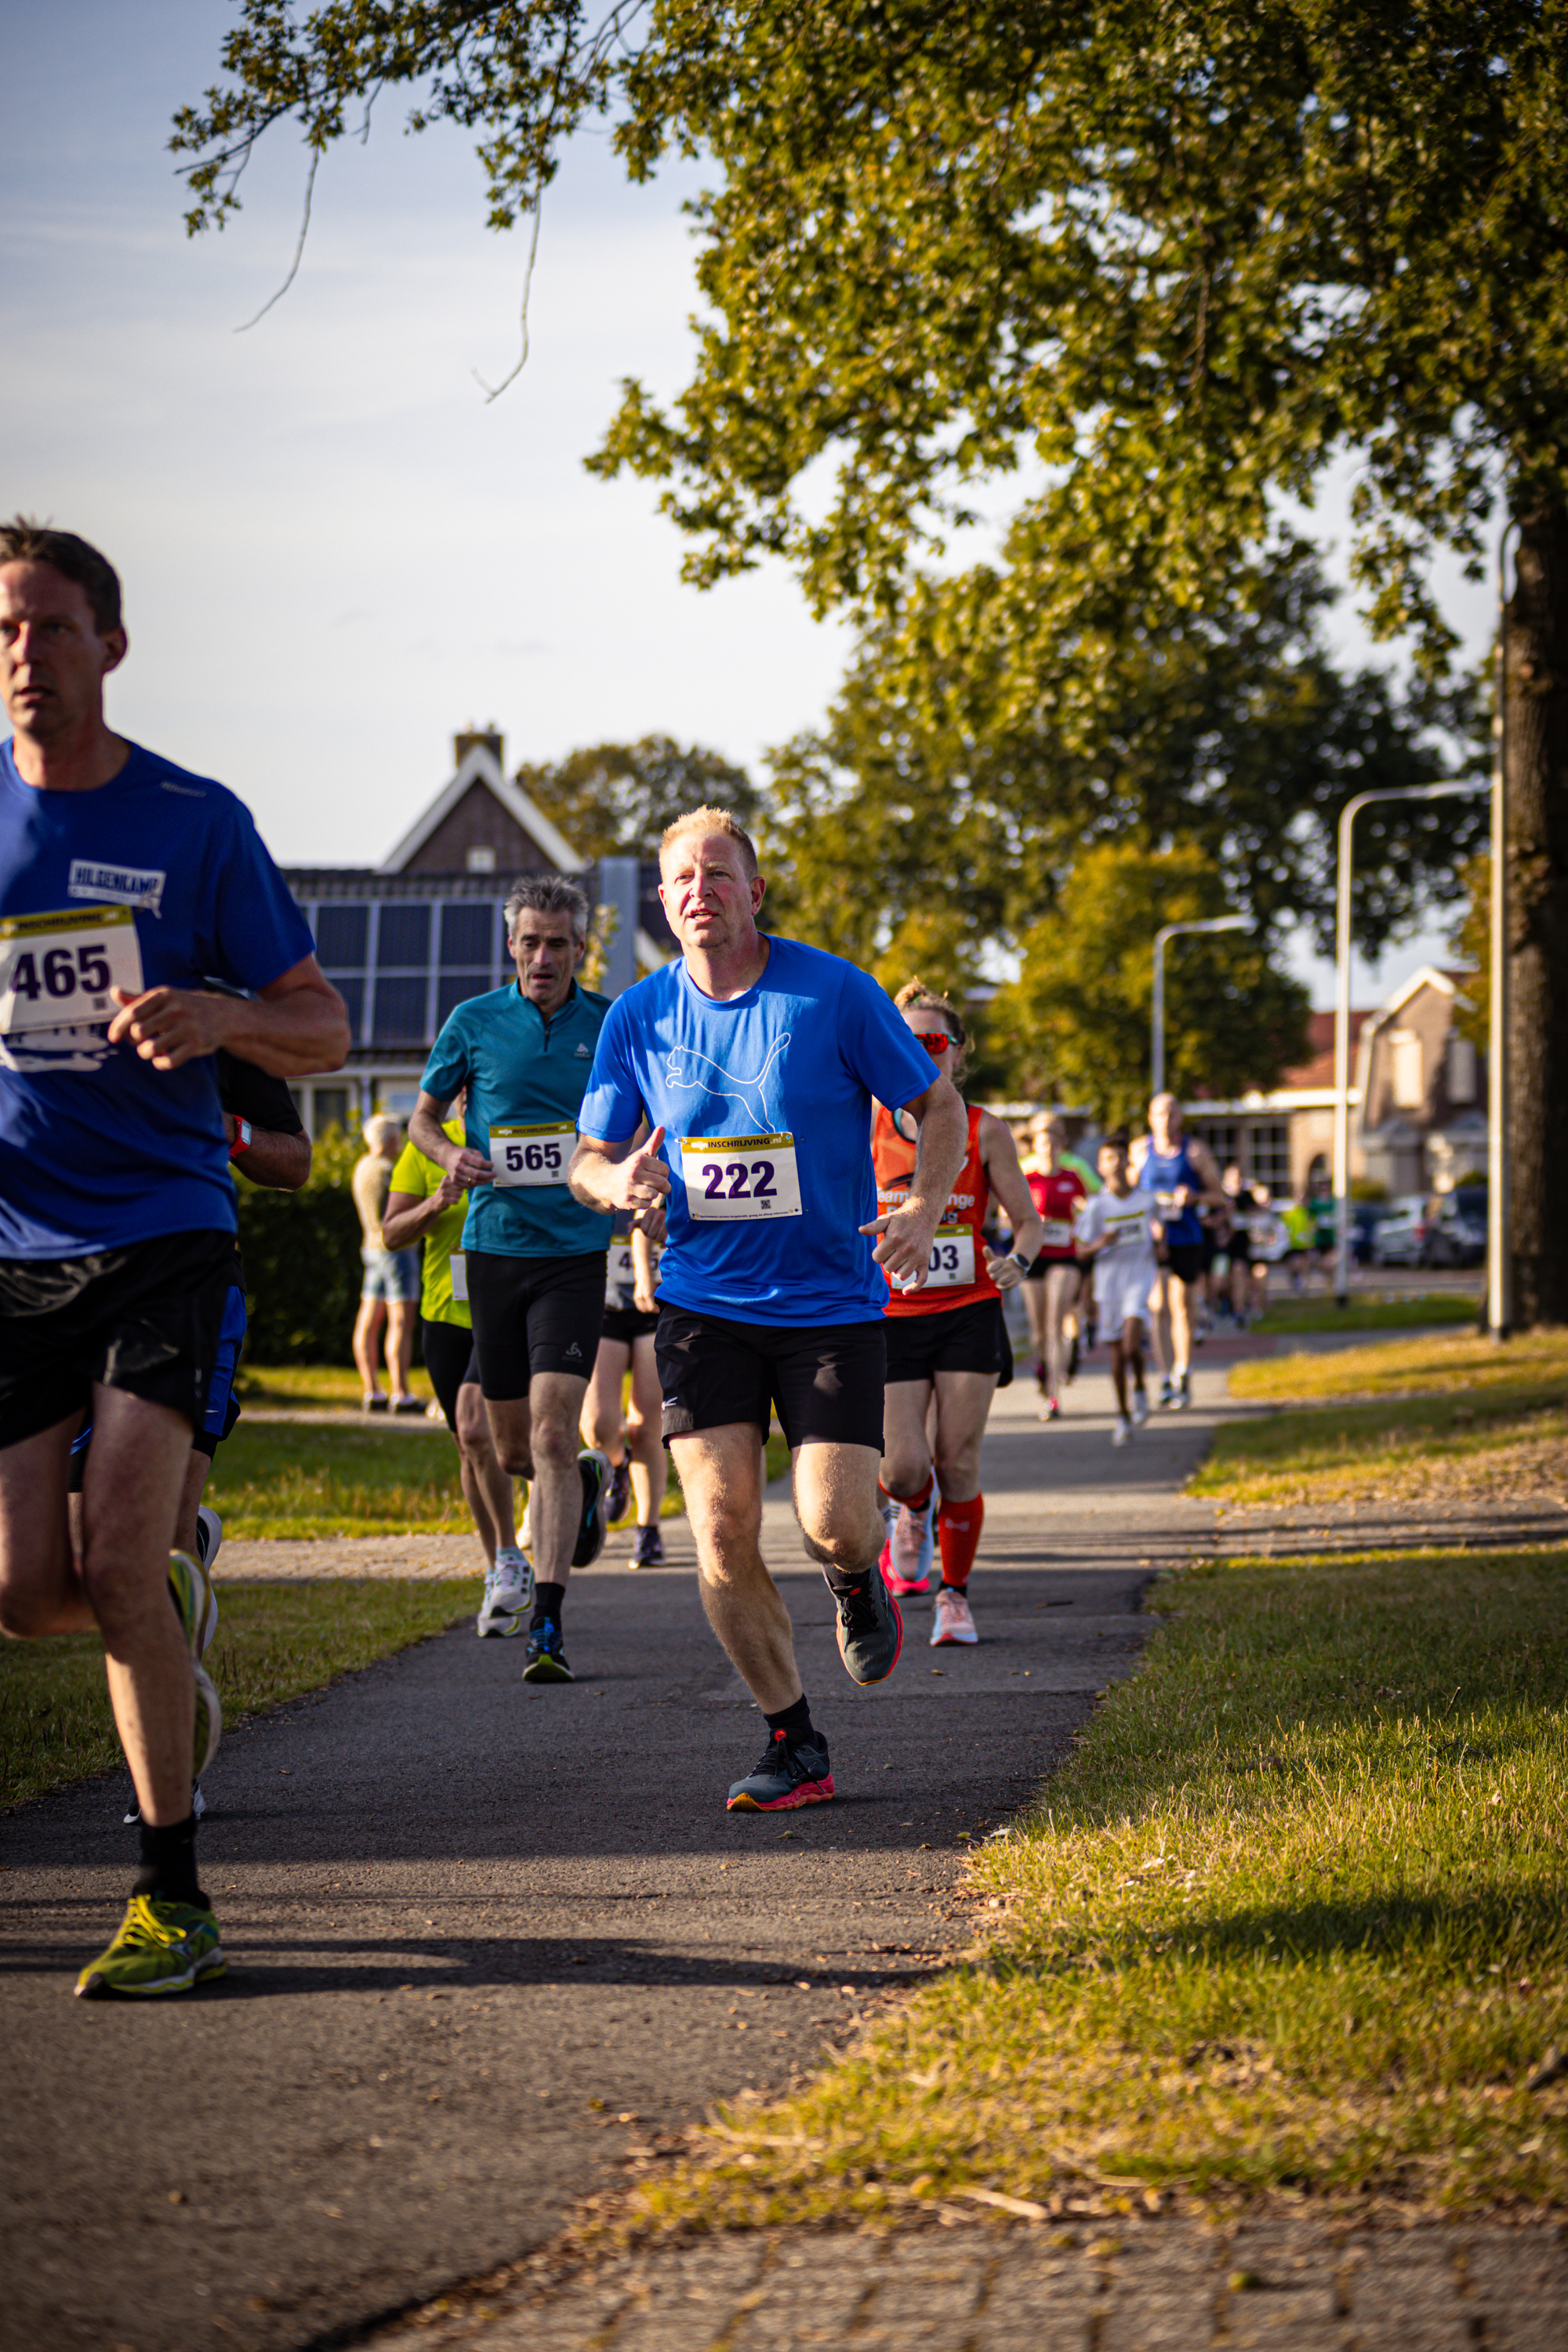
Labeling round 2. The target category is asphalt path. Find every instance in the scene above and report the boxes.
[0,1357,1232,2352]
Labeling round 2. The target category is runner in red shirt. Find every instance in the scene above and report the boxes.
[873,982,1044,1646]
[1019,1115,1088,1420]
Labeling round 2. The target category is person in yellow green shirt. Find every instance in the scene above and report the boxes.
[383,1095,530,1636]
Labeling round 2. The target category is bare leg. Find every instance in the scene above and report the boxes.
[626,1338,667,1524]
[880,1376,936,1498]
[791,1439,884,1581]
[672,1421,802,1712]
[456,1378,514,1566]
[1044,1264,1080,1399]
[1167,1275,1195,1379]
[354,1296,386,1402]
[929,1368,1000,1504]
[1109,1334,1130,1416]
[386,1300,416,1403]
[1124,1316,1148,1395]
[1021,1276,1048,1376]
[581,1338,631,1464]
[0,1392,197,1828]
[1148,1267,1174,1377]
[486,1373,588,1586]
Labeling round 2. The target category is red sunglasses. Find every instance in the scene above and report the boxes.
[915,1031,952,1057]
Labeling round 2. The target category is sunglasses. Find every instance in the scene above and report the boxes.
[915,1031,952,1057]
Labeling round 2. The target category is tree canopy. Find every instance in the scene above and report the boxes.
[983,842,1311,1123]
[516,734,758,862]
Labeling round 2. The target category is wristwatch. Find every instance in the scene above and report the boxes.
[229,1117,253,1160]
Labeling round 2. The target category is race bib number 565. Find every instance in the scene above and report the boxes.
[0,904,143,1037]
[489,1121,573,1187]
[681,1132,803,1221]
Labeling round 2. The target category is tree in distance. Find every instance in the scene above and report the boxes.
[514,735,758,863]
[985,844,1310,1127]
[172,2,1566,1316]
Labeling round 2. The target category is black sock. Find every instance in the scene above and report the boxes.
[820,1561,869,1595]
[531,1580,565,1631]
[133,1814,204,1909]
[764,1693,814,1740]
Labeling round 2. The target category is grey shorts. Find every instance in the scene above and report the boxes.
[361,1247,420,1305]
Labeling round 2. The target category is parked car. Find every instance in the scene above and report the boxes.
[1371,1195,1436,1266]
[1348,1199,1394,1267]
[1425,1185,1487,1269]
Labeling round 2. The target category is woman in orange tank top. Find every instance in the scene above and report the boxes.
[873,982,1044,1647]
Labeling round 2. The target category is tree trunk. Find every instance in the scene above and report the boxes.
[1504,501,1568,1327]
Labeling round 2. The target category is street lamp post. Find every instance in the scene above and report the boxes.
[1488,521,1518,1342]
[1332,781,1488,1307]
[1151,916,1252,1098]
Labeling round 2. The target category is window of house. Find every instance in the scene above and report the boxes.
[1447,1034,1477,1105]
[1389,1029,1425,1109]
[1246,1121,1290,1196]
[310,1086,350,1139]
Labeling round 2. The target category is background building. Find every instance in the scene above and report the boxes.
[283,731,673,1134]
[1184,967,1486,1200]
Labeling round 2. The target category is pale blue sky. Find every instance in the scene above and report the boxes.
[3,3,1488,1004]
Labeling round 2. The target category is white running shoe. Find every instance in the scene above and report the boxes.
[931,1587,977,1645]
[477,1557,530,1638]
[195,1504,223,1579]
[1112,1414,1133,1446]
[1131,1388,1150,1427]
[1171,1371,1192,1411]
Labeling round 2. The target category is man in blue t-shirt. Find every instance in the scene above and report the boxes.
[0,518,350,1999]
[409,874,615,1681]
[571,807,967,1815]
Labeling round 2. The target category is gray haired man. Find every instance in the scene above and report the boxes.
[409,877,615,1680]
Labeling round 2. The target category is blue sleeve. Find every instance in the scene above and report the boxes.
[200,793,316,992]
[836,966,940,1109]
[421,1006,474,1102]
[578,998,646,1142]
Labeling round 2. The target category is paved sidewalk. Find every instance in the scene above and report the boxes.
[362,2212,1568,2350]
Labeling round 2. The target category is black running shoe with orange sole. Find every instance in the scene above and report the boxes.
[727,1727,835,1812]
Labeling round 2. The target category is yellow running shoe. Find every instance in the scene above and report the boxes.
[74,1894,225,1998]
[168,1551,223,1781]
[167,1548,218,1658]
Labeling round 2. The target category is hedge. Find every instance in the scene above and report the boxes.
[236,1127,419,1366]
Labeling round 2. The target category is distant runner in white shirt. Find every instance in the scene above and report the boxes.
[1075,1128,1159,1447]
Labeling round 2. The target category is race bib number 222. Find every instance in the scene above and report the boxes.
[681,1133,803,1221]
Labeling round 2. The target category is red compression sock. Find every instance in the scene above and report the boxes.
[880,1473,934,1515]
[938,1493,984,1590]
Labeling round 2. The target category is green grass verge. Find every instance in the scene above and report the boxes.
[1248,1291,1479,1334]
[1192,1330,1568,1509]
[0,1578,479,1809]
[212,1408,786,1537]
[624,1545,1568,2231]
[209,1424,471,1537]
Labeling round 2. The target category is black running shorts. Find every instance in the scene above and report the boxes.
[1162,1241,1207,1285]
[466,1250,606,1399]
[421,1316,481,1433]
[884,1296,1014,1388]
[0,1229,236,1452]
[601,1304,660,1348]
[655,1308,886,1452]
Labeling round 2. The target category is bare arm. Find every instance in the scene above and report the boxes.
[1186,1138,1229,1207]
[108,953,350,1077]
[631,1225,659,1313]
[977,1111,1044,1287]
[230,1119,310,1193]
[858,1074,967,1287]
[568,1127,671,1243]
[408,1088,492,1188]
[382,1170,466,1254]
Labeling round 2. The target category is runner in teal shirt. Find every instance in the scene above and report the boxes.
[409,877,616,1686]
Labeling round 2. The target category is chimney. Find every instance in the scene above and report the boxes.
[454,720,504,769]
